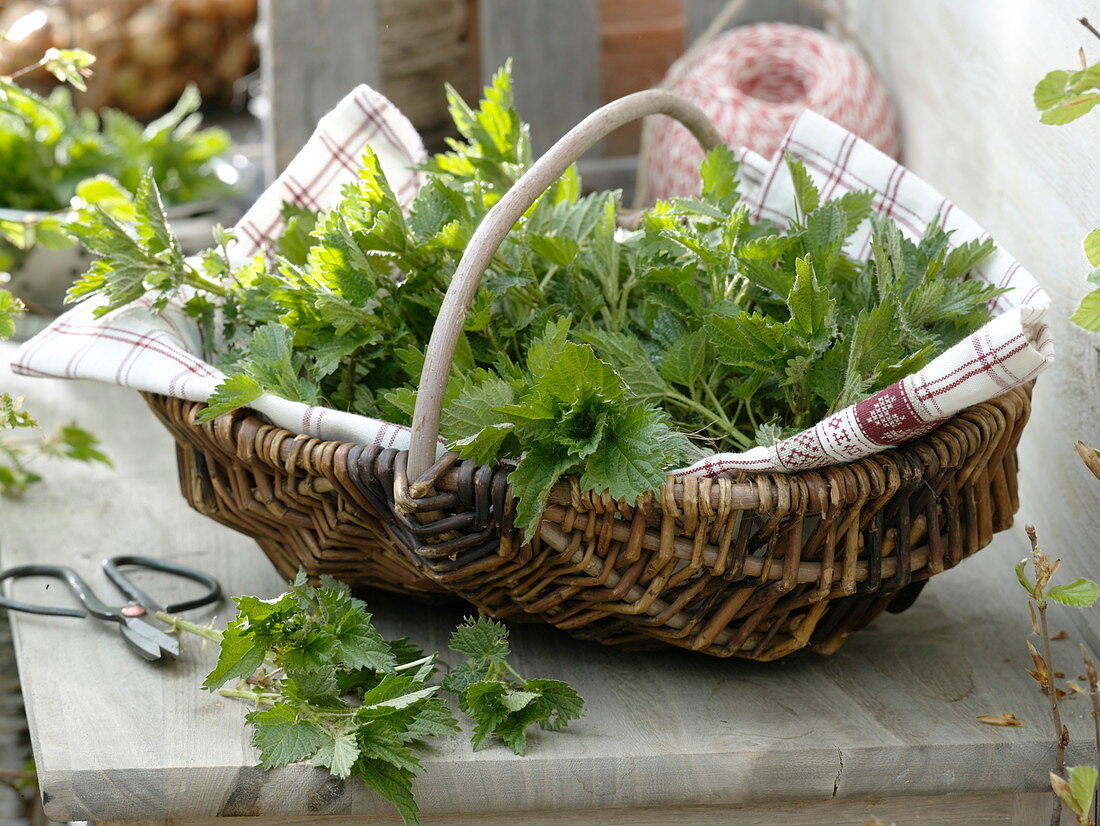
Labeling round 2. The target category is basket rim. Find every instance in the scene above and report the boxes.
[142,381,1032,518]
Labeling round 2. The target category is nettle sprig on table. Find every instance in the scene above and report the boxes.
[160,575,584,826]
[66,64,1002,535]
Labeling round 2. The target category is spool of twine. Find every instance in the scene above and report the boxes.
[635,0,898,205]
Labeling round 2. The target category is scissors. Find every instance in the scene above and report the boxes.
[0,555,222,661]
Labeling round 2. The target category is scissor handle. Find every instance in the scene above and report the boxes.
[0,564,118,619]
[102,556,222,613]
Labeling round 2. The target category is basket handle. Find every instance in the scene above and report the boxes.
[407,90,723,482]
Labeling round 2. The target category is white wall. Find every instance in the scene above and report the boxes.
[844,0,1100,640]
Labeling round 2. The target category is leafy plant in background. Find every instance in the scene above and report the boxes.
[0,759,39,825]
[66,64,1003,537]
[1034,16,1100,332]
[0,289,109,493]
[0,40,232,272]
[1016,525,1100,826]
[160,574,585,825]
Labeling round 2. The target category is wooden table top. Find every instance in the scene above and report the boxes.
[0,343,1091,823]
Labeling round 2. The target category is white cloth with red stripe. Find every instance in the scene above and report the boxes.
[12,86,1052,475]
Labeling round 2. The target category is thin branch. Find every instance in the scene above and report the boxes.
[1080,17,1100,44]
[1040,603,1068,826]
[1028,525,1068,826]
[1084,644,1100,824]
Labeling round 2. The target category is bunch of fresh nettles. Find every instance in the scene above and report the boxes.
[162,574,583,826]
[67,62,1004,536]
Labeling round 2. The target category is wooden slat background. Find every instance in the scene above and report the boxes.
[258,0,383,180]
[841,0,1100,655]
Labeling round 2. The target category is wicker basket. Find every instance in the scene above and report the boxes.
[144,92,1033,661]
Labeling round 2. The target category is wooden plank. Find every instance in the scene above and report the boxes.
[86,791,1059,825]
[0,341,1092,823]
[258,0,383,181]
[839,0,1100,666]
[684,0,820,41]
[478,0,602,155]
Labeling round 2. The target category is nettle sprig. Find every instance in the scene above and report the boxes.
[442,617,584,754]
[1017,526,1100,826]
[162,576,585,825]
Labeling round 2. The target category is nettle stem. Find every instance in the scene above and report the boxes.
[155,611,224,645]
[221,688,279,706]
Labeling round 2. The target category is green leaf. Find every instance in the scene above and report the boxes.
[1040,94,1100,125]
[805,203,846,253]
[787,257,835,340]
[785,154,820,216]
[311,730,360,779]
[1053,765,1099,821]
[51,424,111,465]
[658,330,708,387]
[1015,559,1033,594]
[196,374,263,423]
[41,47,95,90]
[1047,578,1100,608]
[202,624,268,691]
[442,374,515,442]
[708,311,787,370]
[74,175,136,222]
[830,190,875,233]
[699,144,739,210]
[0,290,26,340]
[449,616,511,662]
[579,404,669,502]
[1035,69,1073,110]
[1085,228,1100,267]
[525,678,585,731]
[354,757,420,826]
[1072,289,1100,332]
[248,703,328,769]
[463,681,514,750]
[1068,765,1098,819]
[501,689,539,712]
[335,612,397,671]
[508,446,575,537]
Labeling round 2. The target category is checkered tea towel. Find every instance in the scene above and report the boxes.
[12,90,1052,475]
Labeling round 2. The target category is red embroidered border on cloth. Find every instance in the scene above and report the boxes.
[12,90,1052,474]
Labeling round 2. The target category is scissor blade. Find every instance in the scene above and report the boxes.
[120,617,180,660]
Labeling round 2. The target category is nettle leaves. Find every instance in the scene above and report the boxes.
[442,318,679,536]
[198,579,584,825]
[442,617,584,754]
[203,574,457,826]
[66,64,1002,543]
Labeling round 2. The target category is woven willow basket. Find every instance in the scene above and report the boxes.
[145,92,1033,661]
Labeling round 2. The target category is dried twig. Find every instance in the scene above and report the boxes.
[1083,645,1100,822]
[1080,17,1100,44]
[1026,524,1069,826]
